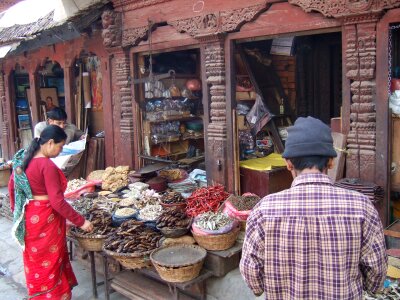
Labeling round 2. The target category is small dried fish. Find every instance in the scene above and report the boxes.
[194,212,232,231]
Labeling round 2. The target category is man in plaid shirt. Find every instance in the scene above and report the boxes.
[240,116,387,299]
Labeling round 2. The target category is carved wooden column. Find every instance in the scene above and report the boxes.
[63,61,75,124]
[343,16,379,181]
[102,9,136,168]
[27,63,41,125]
[199,35,229,186]
[0,71,10,159]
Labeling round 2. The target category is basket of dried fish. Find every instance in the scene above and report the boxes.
[191,212,240,251]
[160,190,186,210]
[103,220,162,269]
[150,244,206,283]
[156,208,192,238]
[71,208,114,252]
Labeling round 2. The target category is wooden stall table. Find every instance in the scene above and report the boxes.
[66,236,106,299]
[239,154,292,197]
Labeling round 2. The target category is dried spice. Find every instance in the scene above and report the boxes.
[186,185,229,217]
[229,194,260,211]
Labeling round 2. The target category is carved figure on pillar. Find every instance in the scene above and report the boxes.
[101,10,122,48]
[344,20,377,181]
[114,52,135,167]
[0,72,9,159]
[202,38,228,185]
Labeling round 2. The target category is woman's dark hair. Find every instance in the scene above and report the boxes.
[46,107,67,120]
[22,125,67,170]
[289,156,331,172]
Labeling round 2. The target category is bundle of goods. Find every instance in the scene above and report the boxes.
[186,185,230,217]
[123,188,161,210]
[103,220,162,269]
[102,166,130,192]
[150,244,207,283]
[159,168,187,182]
[223,193,261,221]
[71,208,114,251]
[167,178,198,195]
[87,170,105,181]
[156,208,192,237]
[334,178,384,204]
[191,212,239,251]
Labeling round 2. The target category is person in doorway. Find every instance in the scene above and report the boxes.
[45,96,56,110]
[240,116,387,299]
[34,107,85,144]
[8,125,93,299]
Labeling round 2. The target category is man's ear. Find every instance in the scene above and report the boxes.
[327,158,334,170]
[285,159,294,171]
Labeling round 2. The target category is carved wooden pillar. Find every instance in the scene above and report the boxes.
[0,71,10,159]
[63,61,75,124]
[27,66,40,125]
[114,50,135,167]
[199,35,229,186]
[343,17,379,181]
[101,9,136,167]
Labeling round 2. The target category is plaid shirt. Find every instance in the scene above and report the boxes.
[240,173,387,300]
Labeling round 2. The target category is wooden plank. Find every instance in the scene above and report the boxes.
[328,132,346,182]
[110,270,194,300]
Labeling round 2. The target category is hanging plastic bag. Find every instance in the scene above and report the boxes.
[246,93,273,135]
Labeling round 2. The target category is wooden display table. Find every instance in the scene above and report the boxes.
[240,166,292,197]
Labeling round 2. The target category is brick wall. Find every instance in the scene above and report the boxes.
[271,55,296,113]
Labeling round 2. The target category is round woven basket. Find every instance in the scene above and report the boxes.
[150,244,206,283]
[71,231,107,252]
[191,225,240,251]
[102,248,153,269]
[157,218,192,238]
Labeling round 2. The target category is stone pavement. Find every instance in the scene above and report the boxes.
[0,215,260,300]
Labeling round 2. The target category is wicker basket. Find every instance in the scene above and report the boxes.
[71,231,107,252]
[156,218,192,238]
[150,245,206,283]
[102,248,153,269]
[191,225,240,251]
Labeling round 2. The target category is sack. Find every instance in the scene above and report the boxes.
[191,217,239,235]
[222,200,251,221]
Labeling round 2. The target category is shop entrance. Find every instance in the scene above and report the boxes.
[234,32,342,196]
[134,47,205,173]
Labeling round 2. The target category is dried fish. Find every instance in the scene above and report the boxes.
[66,178,88,193]
[194,212,232,231]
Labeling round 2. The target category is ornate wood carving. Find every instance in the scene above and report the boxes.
[122,26,148,48]
[112,0,172,10]
[115,53,134,138]
[101,10,122,48]
[202,38,228,184]
[344,20,377,181]
[289,0,400,17]
[0,72,9,159]
[168,4,266,38]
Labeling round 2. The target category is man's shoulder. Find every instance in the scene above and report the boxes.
[34,121,46,129]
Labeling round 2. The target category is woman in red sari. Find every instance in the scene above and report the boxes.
[8,125,93,299]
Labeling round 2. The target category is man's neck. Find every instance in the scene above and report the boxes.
[293,168,326,178]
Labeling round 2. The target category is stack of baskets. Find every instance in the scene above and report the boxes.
[191,225,240,251]
[150,244,207,283]
[102,248,153,269]
[71,231,107,252]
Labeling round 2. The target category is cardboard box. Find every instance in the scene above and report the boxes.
[237,115,249,130]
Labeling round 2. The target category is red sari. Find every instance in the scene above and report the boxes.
[23,200,76,299]
[9,158,84,299]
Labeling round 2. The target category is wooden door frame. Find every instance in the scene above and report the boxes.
[376,8,400,226]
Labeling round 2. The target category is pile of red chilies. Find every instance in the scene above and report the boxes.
[186,185,230,217]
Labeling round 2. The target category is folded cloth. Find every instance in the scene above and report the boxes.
[334,178,384,204]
